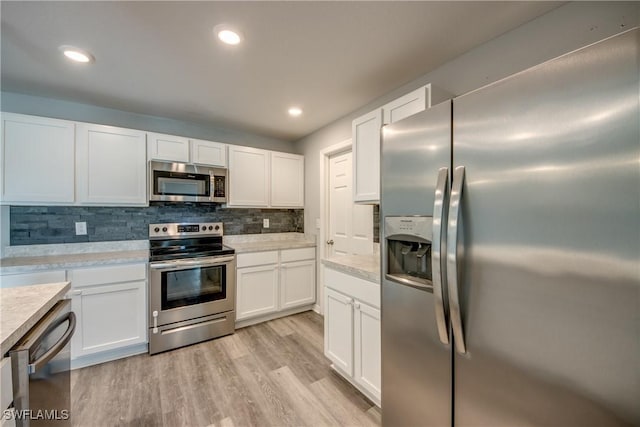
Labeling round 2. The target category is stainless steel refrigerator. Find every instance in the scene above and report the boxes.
[380,28,639,426]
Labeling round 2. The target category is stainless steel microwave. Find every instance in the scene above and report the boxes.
[149,161,227,203]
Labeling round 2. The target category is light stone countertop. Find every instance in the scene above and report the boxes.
[0,281,70,354]
[0,250,149,275]
[224,233,316,254]
[322,253,381,283]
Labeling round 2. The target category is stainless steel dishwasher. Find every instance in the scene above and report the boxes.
[10,299,76,427]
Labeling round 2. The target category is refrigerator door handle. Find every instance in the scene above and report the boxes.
[432,167,450,345]
[447,166,467,354]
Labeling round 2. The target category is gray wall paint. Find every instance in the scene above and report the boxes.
[1,91,296,153]
[298,2,639,238]
[10,204,303,245]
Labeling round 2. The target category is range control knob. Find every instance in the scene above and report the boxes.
[215,225,220,231]
[154,227,160,233]
[208,226,213,230]
[162,227,168,232]
[202,226,206,231]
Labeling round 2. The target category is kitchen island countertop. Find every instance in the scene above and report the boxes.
[0,281,70,354]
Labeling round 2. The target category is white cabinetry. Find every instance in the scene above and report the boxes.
[228,146,304,208]
[76,123,147,205]
[236,251,279,320]
[236,247,315,325]
[271,151,304,207]
[228,146,270,207]
[147,132,190,162]
[353,84,446,204]
[1,113,75,204]
[69,263,147,367]
[324,266,380,405]
[191,139,227,167]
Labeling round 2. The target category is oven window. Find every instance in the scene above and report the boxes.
[161,265,226,310]
[154,171,210,197]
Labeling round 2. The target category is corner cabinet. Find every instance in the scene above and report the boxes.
[76,123,147,205]
[324,265,381,406]
[236,247,315,327]
[68,263,147,368]
[228,146,304,208]
[1,113,75,204]
[353,84,448,204]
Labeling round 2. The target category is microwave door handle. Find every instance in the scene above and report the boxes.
[432,167,450,345]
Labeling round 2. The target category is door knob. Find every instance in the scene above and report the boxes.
[326,239,334,245]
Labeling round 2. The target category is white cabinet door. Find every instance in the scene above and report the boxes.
[76,123,147,205]
[354,300,381,401]
[228,146,270,207]
[270,151,304,207]
[280,259,315,310]
[352,109,382,203]
[236,264,279,320]
[324,287,354,375]
[382,85,429,125]
[147,132,189,162]
[71,280,147,358]
[190,139,227,167]
[1,113,75,204]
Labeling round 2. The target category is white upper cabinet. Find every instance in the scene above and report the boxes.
[228,146,304,208]
[1,113,75,204]
[190,139,227,167]
[353,83,446,204]
[148,133,227,167]
[76,123,147,205]
[383,85,428,125]
[270,152,304,208]
[352,109,382,203]
[228,145,270,207]
[147,132,190,163]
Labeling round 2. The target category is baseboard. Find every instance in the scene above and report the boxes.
[235,305,315,329]
[71,343,148,370]
[313,303,322,315]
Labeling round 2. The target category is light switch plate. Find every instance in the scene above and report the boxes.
[263,218,269,228]
[75,222,87,235]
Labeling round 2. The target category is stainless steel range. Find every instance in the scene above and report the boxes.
[148,222,236,355]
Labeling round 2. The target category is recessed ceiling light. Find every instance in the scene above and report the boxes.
[288,107,303,117]
[59,45,94,63]
[214,25,243,45]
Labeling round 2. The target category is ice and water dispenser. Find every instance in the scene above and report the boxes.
[384,216,433,289]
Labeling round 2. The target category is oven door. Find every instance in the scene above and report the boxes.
[149,255,236,327]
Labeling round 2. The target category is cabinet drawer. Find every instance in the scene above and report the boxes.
[70,263,146,287]
[324,266,379,308]
[0,270,66,288]
[280,247,315,263]
[1,357,12,411]
[237,251,278,268]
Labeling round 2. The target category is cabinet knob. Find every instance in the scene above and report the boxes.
[326,239,334,245]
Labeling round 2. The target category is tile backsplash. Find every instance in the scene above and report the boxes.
[9,203,303,246]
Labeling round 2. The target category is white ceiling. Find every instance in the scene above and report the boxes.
[1,1,562,141]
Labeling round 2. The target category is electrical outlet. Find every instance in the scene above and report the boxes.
[75,221,87,236]
[263,218,269,228]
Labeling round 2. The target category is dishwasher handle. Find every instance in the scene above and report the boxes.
[28,311,76,375]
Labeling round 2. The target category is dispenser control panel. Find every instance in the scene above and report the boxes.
[384,216,433,241]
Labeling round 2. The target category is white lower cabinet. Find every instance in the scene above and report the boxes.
[69,263,147,367]
[236,247,316,325]
[324,266,381,406]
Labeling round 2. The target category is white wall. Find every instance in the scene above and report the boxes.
[298,1,639,239]
[1,91,295,153]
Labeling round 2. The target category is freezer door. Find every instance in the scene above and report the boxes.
[452,29,639,426]
[380,100,452,426]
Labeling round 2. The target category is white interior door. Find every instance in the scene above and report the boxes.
[328,151,373,257]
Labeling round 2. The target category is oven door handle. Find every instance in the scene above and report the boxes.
[177,256,235,267]
[149,261,180,269]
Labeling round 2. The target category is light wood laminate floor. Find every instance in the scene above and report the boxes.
[71,311,381,427]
